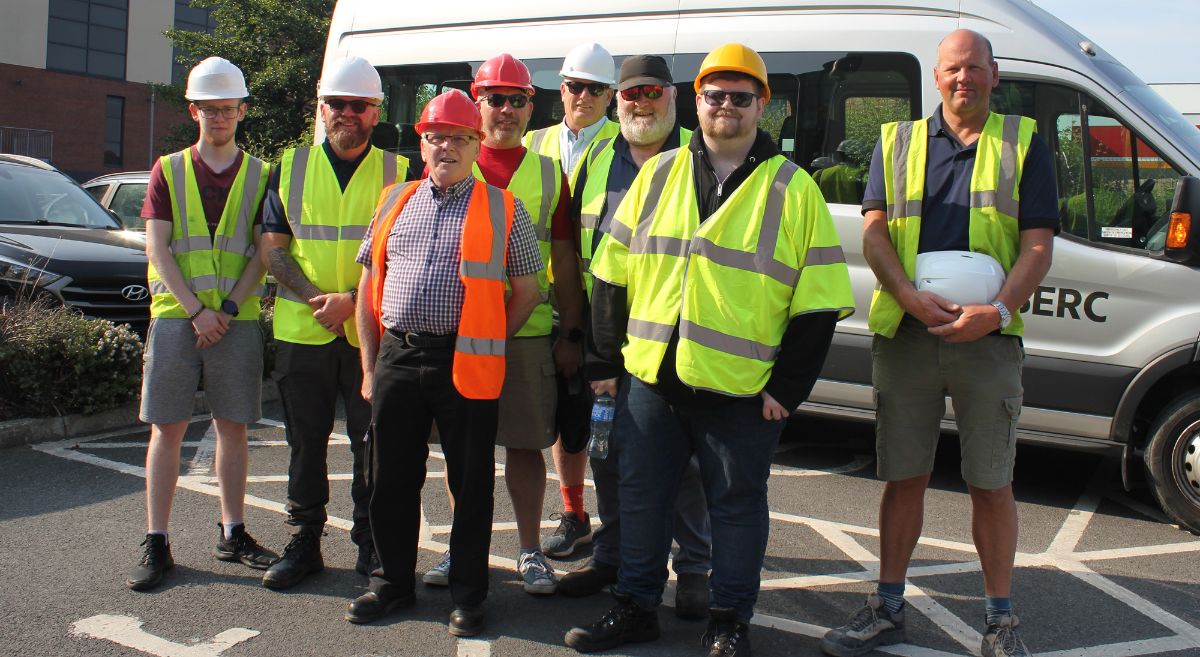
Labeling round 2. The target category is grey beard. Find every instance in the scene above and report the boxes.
[621,102,676,146]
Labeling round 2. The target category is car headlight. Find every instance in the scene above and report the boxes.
[0,254,63,287]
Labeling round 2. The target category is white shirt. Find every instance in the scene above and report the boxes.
[558,116,610,178]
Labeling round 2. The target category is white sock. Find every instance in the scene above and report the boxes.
[222,522,243,540]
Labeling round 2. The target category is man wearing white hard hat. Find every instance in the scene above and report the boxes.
[127,56,276,591]
[259,55,409,590]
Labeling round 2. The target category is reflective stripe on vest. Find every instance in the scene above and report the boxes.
[274,145,409,347]
[367,179,513,399]
[590,148,854,395]
[868,112,1035,338]
[148,149,267,319]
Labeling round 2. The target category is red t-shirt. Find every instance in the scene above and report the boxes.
[142,146,263,236]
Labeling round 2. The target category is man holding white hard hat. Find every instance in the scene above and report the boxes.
[821,29,1058,657]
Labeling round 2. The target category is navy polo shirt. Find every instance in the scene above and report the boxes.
[862,106,1059,253]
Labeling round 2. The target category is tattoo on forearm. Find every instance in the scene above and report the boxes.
[267,246,322,300]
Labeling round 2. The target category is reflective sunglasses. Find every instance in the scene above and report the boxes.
[324,98,378,114]
[564,80,609,97]
[619,85,665,102]
[423,133,478,148]
[700,90,758,108]
[196,105,241,119]
[482,92,529,109]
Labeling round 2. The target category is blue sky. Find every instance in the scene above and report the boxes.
[1032,0,1199,84]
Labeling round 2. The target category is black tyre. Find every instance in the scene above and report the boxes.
[1144,391,1200,535]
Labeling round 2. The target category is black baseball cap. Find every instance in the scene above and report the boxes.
[618,55,672,91]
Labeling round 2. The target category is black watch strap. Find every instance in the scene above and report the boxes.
[349,287,358,303]
[566,327,585,343]
[221,299,239,316]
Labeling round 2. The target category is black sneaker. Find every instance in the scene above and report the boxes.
[563,592,660,653]
[558,558,618,598]
[542,512,593,557]
[703,608,752,657]
[262,531,323,590]
[126,534,173,591]
[215,524,278,570]
[355,543,378,576]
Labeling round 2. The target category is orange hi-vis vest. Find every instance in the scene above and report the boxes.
[367,179,515,400]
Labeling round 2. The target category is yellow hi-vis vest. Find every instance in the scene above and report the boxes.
[577,128,692,299]
[472,150,561,337]
[523,120,620,192]
[590,148,855,396]
[148,149,268,320]
[868,112,1037,338]
[274,145,408,347]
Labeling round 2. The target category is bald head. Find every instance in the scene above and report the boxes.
[937,29,994,66]
[934,28,999,126]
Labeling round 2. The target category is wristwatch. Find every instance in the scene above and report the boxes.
[220,299,240,317]
[565,327,585,344]
[990,300,1012,329]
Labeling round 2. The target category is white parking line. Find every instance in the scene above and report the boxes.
[456,637,491,657]
[71,614,258,656]
[187,423,217,476]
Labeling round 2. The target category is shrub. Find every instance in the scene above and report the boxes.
[0,297,144,420]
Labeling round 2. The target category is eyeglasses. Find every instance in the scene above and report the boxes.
[324,98,378,114]
[619,85,665,102]
[700,90,758,108]
[482,93,529,109]
[563,81,609,97]
[423,133,478,148]
[196,105,241,119]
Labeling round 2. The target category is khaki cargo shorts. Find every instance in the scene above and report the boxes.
[872,316,1024,490]
[495,335,557,450]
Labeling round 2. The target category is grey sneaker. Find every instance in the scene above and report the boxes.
[542,512,593,557]
[981,614,1031,657]
[518,550,557,595]
[423,551,451,587]
[820,593,906,657]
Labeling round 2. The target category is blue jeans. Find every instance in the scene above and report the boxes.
[615,377,784,621]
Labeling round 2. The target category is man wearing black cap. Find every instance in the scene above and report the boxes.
[558,55,712,619]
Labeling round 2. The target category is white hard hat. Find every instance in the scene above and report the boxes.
[914,250,1006,306]
[559,42,615,86]
[185,57,248,101]
[318,56,384,101]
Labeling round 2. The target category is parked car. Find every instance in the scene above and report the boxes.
[0,154,149,333]
[83,170,150,231]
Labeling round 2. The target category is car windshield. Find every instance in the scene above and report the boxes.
[1095,60,1200,169]
[0,163,123,229]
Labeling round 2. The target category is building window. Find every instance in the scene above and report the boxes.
[104,96,124,167]
[46,0,128,79]
[172,0,217,85]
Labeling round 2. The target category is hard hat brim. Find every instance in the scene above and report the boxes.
[559,71,616,86]
[415,121,486,141]
[694,65,771,102]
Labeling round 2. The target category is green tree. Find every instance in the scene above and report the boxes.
[159,0,334,162]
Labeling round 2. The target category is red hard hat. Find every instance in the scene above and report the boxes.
[471,53,534,98]
[415,90,484,139]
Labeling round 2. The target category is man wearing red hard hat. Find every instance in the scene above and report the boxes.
[346,89,543,635]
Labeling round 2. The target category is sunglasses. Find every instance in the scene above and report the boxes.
[324,98,378,114]
[619,85,665,102]
[563,80,609,97]
[700,90,758,108]
[423,133,478,148]
[196,105,241,119]
[481,92,530,109]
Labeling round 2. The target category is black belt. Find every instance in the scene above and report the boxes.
[387,328,456,348]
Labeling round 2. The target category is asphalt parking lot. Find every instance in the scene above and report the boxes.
[1,406,1198,657]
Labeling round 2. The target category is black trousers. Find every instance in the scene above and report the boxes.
[274,338,372,547]
[368,331,498,608]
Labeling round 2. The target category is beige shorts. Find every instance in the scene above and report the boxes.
[872,316,1024,490]
[495,335,557,450]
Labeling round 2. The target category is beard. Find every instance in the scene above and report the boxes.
[698,109,752,141]
[327,119,371,151]
[619,101,676,146]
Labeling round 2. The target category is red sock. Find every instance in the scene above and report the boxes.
[561,484,586,518]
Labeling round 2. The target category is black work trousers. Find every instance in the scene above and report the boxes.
[274,338,373,547]
[367,331,498,608]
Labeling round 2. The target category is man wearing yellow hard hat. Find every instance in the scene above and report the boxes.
[565,43,854,657]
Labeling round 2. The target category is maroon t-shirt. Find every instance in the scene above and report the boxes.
[141,146,263,236]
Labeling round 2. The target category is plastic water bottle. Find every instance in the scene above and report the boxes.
[587,393,615,460]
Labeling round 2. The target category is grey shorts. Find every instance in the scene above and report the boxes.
[139,318,264,425]
[495,335,557,450]
[872,316,1024,490]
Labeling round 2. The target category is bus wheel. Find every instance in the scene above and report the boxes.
[1145,390,1200,535]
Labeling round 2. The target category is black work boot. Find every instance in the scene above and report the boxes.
[704,607,752,657]
[563,591,660,653]
[214,523,278,570]
[558,558,618,598]
[126,533,173,591]
[675,571,710,620]
[262,531,322,590]
[355,543,378,576]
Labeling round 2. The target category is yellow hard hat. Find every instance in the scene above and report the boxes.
[694,43,770,102]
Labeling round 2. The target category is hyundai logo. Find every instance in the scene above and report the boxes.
[121,285,150,302]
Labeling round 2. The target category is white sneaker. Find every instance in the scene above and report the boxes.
[423,551,451,587]
[517,550,557,595]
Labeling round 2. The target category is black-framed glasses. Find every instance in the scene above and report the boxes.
[700,90,758,108]
[423,133,478,148]
[482,93,529,109]
[619,85,665,102]
[563,80,609,97]
[324,98,378,114]
[196,105,241,119]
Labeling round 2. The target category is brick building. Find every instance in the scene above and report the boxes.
[0,0,210,181]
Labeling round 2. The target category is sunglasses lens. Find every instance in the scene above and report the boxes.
[703,91,755,107]
[643,85,663,99]
[509,94,527,108]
